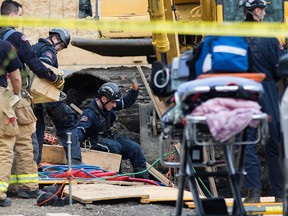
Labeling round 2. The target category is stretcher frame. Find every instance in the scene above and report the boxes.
[160,75,269,216]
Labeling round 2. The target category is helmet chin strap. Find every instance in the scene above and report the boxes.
[99,98,111,110]
[48,35,57,47]
[247,10,264,22]
[48,35,63,52]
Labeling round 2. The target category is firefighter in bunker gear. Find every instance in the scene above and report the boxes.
[8,97,41,199]
[77,80,149,179]
[0,40,22,207]
[0,0,64,163]
[31,28,82,165]
[0,0,45,199]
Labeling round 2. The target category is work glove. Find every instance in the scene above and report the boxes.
[51,74,65,89]
[131,73,138,90]
[283,38,288,50]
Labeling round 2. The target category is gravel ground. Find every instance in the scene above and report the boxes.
[0,197,195,216]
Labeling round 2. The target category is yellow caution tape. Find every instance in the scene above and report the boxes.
[1,16,288,38]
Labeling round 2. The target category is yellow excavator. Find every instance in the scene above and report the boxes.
[74,0,220,64]
[74,0,286,64]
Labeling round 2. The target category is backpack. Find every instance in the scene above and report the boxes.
[0,27,16,41]
[188,36,250,79]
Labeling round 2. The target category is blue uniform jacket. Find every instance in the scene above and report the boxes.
[77,88,139,142]
[32,38,58,68]
[0,27,54,81]
[246,37,285,81]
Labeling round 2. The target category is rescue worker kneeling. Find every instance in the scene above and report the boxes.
[77,80,149,179]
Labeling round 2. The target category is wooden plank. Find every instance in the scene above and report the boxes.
[63,184,149,204]
[185,197,277,209]
[203,146,218,197]
[137,66,166,118]
[41,145,122,172]
[63,184,198,204]
[41,144,67,164]
[42,62,64,76]
[139,185,198,204]
[29,62,63,104]
[81,148,122,172]
[174,143,206,197]
[224,197,276,205]
[39,179,144,186]
[70,103,83,115]
[39,179,78,185]
[146,162,175,187]
[30,75,61,103]
[75,179,145,186]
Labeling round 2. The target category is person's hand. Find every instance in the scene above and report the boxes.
[283,38,288,50]
[131,73,138,90]
[52,74,65,89]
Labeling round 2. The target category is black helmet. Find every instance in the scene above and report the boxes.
[240,0,267,10]
[98,82,121,101]
[49,28,70,48]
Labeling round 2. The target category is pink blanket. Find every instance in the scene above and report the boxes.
[191,98,262,142]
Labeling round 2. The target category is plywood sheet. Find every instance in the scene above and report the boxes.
[81,149,122,172]
[41,145,122,172]
[41,144,67,164]
[63,184,149,204]
[63,184,199,204]
[139,185,196,203]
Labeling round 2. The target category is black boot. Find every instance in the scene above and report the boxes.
[244,189,261,203]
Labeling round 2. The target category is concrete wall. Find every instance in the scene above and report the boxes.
[4,0,147,68]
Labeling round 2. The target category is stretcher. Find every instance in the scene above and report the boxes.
[160,74,269,216]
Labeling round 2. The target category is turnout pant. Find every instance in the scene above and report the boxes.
[9,98,39,192]
[0,89,19,199]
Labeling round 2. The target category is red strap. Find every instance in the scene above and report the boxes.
[5,117,16,125]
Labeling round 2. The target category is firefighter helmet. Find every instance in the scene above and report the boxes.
[49,28,70,48]
[98,82,121,101]
[240,0,267,10]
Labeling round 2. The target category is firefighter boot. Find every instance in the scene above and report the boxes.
[244,189,261,203]
[0,198,11,207]
[18,189,43,199]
